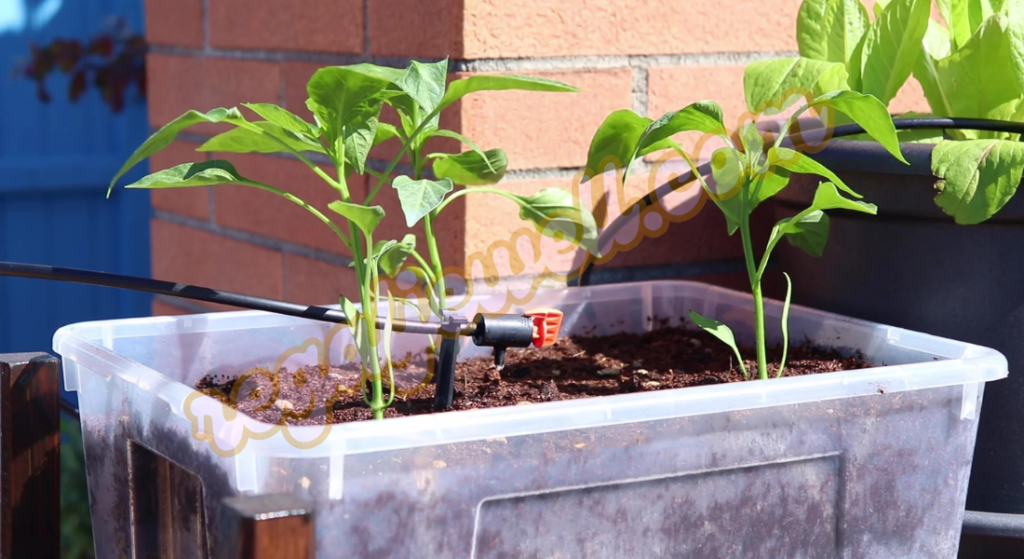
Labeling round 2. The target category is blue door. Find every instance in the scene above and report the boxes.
[0,0,151,355]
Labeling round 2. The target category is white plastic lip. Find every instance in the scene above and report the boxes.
[53,281,1008,459]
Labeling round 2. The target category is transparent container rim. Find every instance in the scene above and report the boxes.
[53,280,1009,458]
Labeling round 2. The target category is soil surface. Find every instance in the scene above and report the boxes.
[196,325,868,425]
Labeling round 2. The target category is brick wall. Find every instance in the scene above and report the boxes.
[145,0,927,315]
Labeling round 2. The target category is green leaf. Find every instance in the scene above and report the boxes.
[328,200,386,235]
[687,310,749,379]
[306,64,398,173]
[108,108,249,194]
[765,182,873,257]
[582,103,724,187]
[432,149,508,185]
[198,121,327,155]
[636,101,727,155]
[368,240,398,272]
[242,103,319,138]
[752,168,792,208]
[375,234,417,276]
[374,123,400,146]
[427,129,498,173]
[934,14,1024,133]
[394,59,448,127]
[812,90,907,163]
[969,0,1010,33]
[744,57,849,112]
[797,0,871,66]
[913,19,954,117]
[340,295,359,325]
[936,0,971,48]
[339,295,374,368]
[932,139,1024,224]
[512,188,601,257]
[768,146,862,197]
[804,180,878,215]
[391,176,454,226]
[780,210,832,257]
[583,109,651,181]
[438,74,578,112]
[740,122,766,170]
[125,159,266,189]
[778,272,793,378]
[581,103,723,185]
[858,0,931,104]
[708,147,747,235]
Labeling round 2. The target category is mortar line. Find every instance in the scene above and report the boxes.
[362,0,371,56]
[153,210,355,267]
[631,66,649,116]
[148,44,795,71]
[201,0,210,52]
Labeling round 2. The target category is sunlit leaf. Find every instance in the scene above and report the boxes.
[932,138,1024,224]
[391,176,454,226]
[688,310,749,378]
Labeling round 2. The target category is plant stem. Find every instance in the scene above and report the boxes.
[738,178,768,380]
[433,186,516,214]
[424,213,447,310]
[334,149,385,419]
[412,144,448,314]
[361,230,386,419]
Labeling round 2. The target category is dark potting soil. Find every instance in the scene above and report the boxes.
[195,324,869,426]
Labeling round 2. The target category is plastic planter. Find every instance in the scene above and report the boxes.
[55,281,1006,558]
[772,139,1024,521]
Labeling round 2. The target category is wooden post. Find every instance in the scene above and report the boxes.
[0,353,60,559]
[218,494,315,559]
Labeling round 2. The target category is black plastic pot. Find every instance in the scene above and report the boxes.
[774,139,1024,551]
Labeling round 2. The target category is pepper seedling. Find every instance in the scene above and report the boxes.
[108,59,597,419]
[583,85,905,379]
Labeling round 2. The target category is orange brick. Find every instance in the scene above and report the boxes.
[284,254,362,306]
[146,0,204,48]
[648,66,748,131]
[150,140,210,220]
[283,61,326,122]
[889,78,930,115]
[148,55,281,132]
[152,299,191,316]
[644,66,747,163]
[459,69,632,170]
[369,0,463,57]
[152,219,284,299]
[211,153,363,257]
[209,0,363,53]
[462,0,800,58]
[463,177,589,278]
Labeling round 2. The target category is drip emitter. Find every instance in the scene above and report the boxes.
[0,261,563,411]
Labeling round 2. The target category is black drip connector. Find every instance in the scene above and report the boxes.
[433,315,468,411]
[470,313,535,370]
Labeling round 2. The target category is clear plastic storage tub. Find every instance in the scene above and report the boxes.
[55,281,1007,558]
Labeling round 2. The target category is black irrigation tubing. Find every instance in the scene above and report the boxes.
[577,117,1024,287]
[0,261,454,335]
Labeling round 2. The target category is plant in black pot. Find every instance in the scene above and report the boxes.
[748,0,1024,551]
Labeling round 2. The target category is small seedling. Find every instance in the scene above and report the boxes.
[108,59,597,419]
[583,86,905,379]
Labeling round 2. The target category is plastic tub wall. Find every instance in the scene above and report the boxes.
[54,281,1007,558]
[771,140,1024,517]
